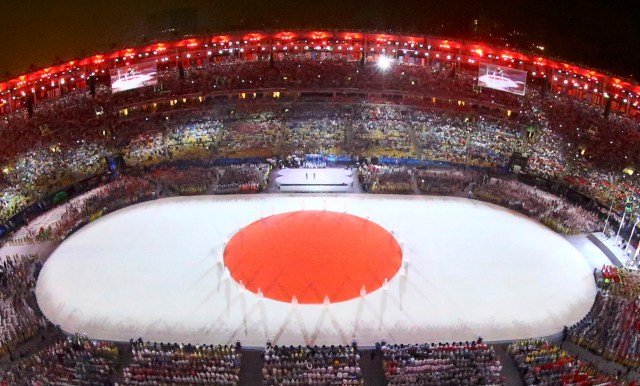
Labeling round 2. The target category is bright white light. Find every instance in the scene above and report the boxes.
[377,55,392,70]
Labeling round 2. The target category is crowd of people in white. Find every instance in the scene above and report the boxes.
[262,343,363,385]
[382,341,504,386]
[122,341,241,385]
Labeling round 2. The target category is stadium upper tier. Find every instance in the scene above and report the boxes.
[0,30,638,116]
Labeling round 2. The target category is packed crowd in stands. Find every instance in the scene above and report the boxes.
[149,165,217,195]
[570,267,640,369]
[262,343,363,385]
[0,89,108,163]
[413,111,520,169]
[122,340,241,385]
[382,341,504,385]
[358,164,413,193]
[416,169,483,195]
[213,164,271,194]
[473,178,601,234]
[523,128,567,179]
[124,112,223,167]
[352,105,415,158]
[3,55,640,226]
[0,254,47,359]
[0,143,110,223]
[22,176,155,242]
[508,339,622,385]
[286,105,345,156]
[156,58,525,110]
[148,163,270,195]
[399,166,601,234]
[219,111,280,158]
[3,335,637,385]
[0,334,119,386]
[116,59,640,212]
[0,56,634,155]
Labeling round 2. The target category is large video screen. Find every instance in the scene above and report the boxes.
[478,63,527,96]
[110,62,158,93]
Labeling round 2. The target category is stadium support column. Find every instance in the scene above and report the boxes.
[422,37,427,68]
[362,35,367,66]
[269,36,274,66]
[602,77,609,115]
[464,130,471,170]
[604,96,612,118]
[345,117,355,152]
[175,46,181,75]
[82,62,87,91]
[615,210,626,245]
[625,218,640,256]
[603,199,615,234]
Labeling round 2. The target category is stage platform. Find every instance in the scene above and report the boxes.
[35,194,596,346]
[587,232,639,269]
[275,168,353,192]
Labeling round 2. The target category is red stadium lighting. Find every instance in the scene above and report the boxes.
[243,33,263,42]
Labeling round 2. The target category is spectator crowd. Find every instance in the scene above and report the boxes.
[0,254,46,359]
[508,339,623,385]
[123,340,241,385]
[262,343,363,385]
[1,334,119,385]
[570,268,640,369]
[382,341,504,385]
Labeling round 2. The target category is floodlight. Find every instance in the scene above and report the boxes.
[377,55,392,70]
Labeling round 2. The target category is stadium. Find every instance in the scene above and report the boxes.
[1,21,640,386]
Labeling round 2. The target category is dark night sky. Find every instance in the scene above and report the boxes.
[0,0,638,79]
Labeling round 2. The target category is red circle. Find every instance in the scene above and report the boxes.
[224,211,403,304]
